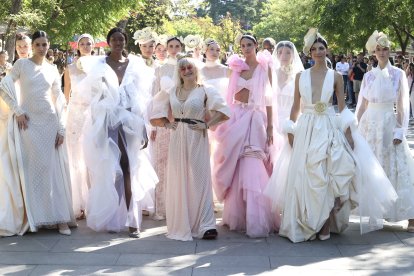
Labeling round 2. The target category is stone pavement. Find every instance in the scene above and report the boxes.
[1,120,414,276]
[1,215,414,276]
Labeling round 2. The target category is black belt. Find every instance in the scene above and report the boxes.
[174,118,207,137]
[174,118,205,125]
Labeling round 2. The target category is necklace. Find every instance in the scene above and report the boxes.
[177,84,198,102]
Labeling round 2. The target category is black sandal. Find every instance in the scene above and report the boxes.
[202,229,218,240]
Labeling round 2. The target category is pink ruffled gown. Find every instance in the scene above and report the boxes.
[213,51,275,237]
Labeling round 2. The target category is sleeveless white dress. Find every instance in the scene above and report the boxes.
[279,69,356,242]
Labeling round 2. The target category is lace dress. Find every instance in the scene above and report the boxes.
[151,85,230,241]
[356,62,414,221]
[149,57,177,219]
[0,59,75,232]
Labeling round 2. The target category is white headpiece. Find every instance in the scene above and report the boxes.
[235,33,257,46]
[273,41,304,76]
[156,34,169,48]
[263,37,276,47]
[365,30,391,55]
[202,38,219,53]
[166,35,184,45]
[133,27,158,45]
[77,33,94,45]
[303,28,327,54]
[184,34,203,52]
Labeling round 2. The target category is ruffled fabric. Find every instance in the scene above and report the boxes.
[79,55,158,232]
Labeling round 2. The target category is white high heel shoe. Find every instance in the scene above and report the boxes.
[58,223,71,236]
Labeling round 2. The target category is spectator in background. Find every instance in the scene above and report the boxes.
[395,54,404,68]
[351,53,367,105]
[262,37,276,54]
[407,62,414,118]
[0,51,12,80]
[335,55,350,102]
[347,54,356,106]
[54,50,66,76]
[14,33,32,62]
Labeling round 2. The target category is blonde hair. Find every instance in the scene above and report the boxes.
[176,56,202,85]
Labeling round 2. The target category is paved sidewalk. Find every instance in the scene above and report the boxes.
[1,120,414,276]
[1,215,414,276]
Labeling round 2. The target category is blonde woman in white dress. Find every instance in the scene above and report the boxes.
[357,31,414,232]
[151,57,230,241]
[0,30,75,236]
[64,34,94,220]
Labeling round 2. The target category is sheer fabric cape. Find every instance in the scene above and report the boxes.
[78,55,158,232]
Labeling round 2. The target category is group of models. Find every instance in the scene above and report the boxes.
[0,26,413,243]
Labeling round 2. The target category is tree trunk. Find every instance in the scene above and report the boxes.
[116,20,128,29]
[5,0,23,62]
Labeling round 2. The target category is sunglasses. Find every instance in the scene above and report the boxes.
[180,65,193,72]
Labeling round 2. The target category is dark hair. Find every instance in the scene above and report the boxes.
[106,27,128,45]
[312,37,328,50]
[106,27,128,57]
[167,37,182,46]
[240,33,257,45]
[276,41,294,51]
[32,30,49,43]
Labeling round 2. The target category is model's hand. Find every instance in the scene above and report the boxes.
[393,138,402,145]
[55,133,64,148]
[150,130,157,141]
[345,128,354,149]
[17,114,29,130]
[164,122,178,130]
[266,126,273,145]
[288,133,294,147]
[141,128,148,149]
[189,120,208,131]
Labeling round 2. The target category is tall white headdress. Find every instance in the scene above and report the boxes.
[365,30,391,54]
[303,28,327,54]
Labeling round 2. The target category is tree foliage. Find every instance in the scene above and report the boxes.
[203,0,264,29]
[253,0,414,54]
[253,0,315,50]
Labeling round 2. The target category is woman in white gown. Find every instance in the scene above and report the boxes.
[133,27,159,216]
[149,36,183,220]
[150,57,230,241]
[0,31,75,236]
[154,35,168,66]
[133,27,158,69]
[200,38,230,100]
[278,29,397,243]
[264,41,303,228]
[64,34,94,219]
[79,27,157,238]
[356,31,414,232]
[184,34,204,62]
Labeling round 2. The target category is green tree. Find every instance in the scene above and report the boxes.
[2,0,144,59]
[315,0,414,54]
[204,0,264,30]
[253,0,316,51]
